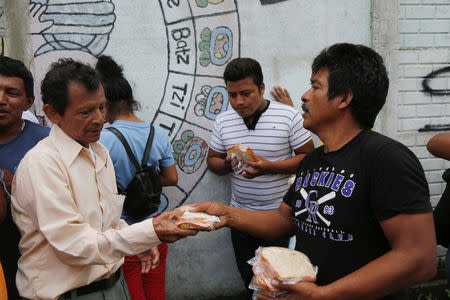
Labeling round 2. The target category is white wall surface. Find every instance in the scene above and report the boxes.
[397,0,450,207]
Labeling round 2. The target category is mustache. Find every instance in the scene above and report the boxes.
[302,103,309,113]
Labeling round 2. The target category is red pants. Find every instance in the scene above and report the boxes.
[122,243,168,300]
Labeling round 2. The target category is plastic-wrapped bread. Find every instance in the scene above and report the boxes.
[226,143,257,162]
[175,211,220,231]
[226,143,257,174]
[249,246,317,297]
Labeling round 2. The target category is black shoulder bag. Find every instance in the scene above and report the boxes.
[433,168,450,247]
[106,125,162,220]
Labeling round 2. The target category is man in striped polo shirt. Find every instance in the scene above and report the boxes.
[207,57,315,298]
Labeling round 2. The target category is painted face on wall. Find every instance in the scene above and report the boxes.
[53,81,106,147]
[301,68,341,133]
[0,75,32,130]
[226,77,266,119]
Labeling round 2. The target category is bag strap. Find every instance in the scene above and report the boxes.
[141,125,155,168]
[106,126,140,170]
[106,125,155,170]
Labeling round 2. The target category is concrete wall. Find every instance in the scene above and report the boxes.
[395,0,450,268]
[4,0,449,299]
[396,0,450,208]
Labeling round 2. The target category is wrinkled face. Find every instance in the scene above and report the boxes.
[301,68,341,133]
[56,81,106,147]
[226,77,265,118]
[0,75,32,130]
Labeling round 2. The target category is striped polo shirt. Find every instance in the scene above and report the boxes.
[209,101,312,211]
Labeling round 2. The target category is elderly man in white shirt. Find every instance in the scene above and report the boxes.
[11,58,198,300]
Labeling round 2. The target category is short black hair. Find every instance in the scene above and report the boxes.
[0,56,34,98]
[41,58,101,115]
[223,57,263,89]
[312,43,389,128]
[95,55,139,113]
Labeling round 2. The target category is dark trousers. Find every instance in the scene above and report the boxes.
[60,269,130,300]
[230,228,289,299]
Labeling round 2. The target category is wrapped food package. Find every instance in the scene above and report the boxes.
[248,246,317,298]
[226,143,257,174]
[175,210,220,231]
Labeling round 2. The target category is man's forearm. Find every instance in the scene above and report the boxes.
[321,247,436,300]
[264,154,306,174]
[207,156,230,175]
[226,206,294,240]
[321,213,436,300]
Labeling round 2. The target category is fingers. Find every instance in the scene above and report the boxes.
[153,215,199,243]
[241,167,259,179]
[150,247,160,269]
[270,86,284,101]
[270,90,279,101]
[35,3,48,18]
[173,205,193,216]
[255,294,272,300]
[271,280,294,292]
[151,257,159,269]
[190,201,215,213]
[241,172,254,179]
[141,259,151,273]
[137,251,152,273]
[302,276,316,282]
[189,202,228,229]
[271,86,294,107]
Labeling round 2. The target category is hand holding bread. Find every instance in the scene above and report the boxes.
[175,209,220,231]
[250,247,317,298]
[226,143,258,175]
[152,210,199,243]
[175,202,228,231]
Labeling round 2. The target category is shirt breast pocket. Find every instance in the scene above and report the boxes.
[103,194,126,228]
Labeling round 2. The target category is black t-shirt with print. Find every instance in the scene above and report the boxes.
[283,130,431,300]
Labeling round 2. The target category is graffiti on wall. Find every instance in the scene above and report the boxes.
[260,0,288,4]
[422,66,450,96]
[153,0,239,208]
[419,66,450,132]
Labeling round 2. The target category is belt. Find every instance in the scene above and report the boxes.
[63,268,122,297]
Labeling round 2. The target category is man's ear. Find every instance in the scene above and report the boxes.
[23,96,34,111]
[337,91,354,109]
[259,82,265,95]
[43,104,62,125]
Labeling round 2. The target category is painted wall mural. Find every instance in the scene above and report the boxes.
[27,0,116,120]
[14,0,240,211]
[153,0,239,209]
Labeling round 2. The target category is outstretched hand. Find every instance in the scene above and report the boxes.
[270,86,294,107]
[152,210,199,243]
[256,280,322,300]
[178,201,230,230]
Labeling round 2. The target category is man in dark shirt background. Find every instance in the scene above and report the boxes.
[0,56,49,298]
[191,43,436,300]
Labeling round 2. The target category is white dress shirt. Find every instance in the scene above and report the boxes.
[11,125,160,300]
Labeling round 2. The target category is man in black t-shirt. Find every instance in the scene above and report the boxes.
[190,43,436,299]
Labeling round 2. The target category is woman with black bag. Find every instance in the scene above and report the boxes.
[427,132,450,282]
[97,55,178,300]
